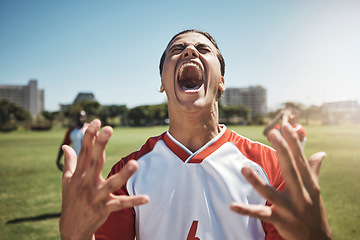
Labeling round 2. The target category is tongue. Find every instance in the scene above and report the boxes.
[178,66,203,90]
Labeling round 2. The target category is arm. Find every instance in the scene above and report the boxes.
[56,128,73,171]
[59,120,149,240]
[231,122,332,239]
[56,147,64,171]
[263,110,284,137]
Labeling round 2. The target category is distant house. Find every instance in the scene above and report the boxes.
[322,100,360,124]
[0,79,44,116]
[60,92,96,111]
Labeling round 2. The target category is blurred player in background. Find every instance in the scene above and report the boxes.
[264,106,307,149]
[56,110,88,171]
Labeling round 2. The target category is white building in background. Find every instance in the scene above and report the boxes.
[0,79,44,115]
[221,85,267,116]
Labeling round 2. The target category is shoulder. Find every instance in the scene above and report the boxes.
[228,130,276,160]
[108,132,167,176]
[293,123,306,139]
[293,123,305,131]
[62,126,77,144]
[228,130,284,189]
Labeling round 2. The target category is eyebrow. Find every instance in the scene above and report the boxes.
[195,43,211,49]
[168,43,212,52]
[168,43,186,52]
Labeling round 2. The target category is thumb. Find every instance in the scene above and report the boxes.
[308,152,327,181]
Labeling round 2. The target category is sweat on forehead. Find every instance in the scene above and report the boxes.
[159,29,225,77]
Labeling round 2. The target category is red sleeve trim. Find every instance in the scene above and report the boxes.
[229,131,284,188]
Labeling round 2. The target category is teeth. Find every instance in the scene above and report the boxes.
[177,61,204,91]
[178,62,202,78]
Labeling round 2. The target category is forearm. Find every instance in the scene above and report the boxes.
[263,112,282,136]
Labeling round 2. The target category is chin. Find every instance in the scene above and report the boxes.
[177,97,211,114]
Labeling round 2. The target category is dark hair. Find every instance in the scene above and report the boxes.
[159,29,225,77]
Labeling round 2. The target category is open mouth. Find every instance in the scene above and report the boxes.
[177,62,204,91]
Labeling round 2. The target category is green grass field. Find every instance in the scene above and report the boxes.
[1,125,359,239]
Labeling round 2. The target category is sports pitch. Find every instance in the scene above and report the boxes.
[0,125,359,239]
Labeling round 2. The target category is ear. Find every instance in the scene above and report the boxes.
[218,76,225,92]
[160,84,165,93]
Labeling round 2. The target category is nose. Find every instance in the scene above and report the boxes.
[183,45,199,58]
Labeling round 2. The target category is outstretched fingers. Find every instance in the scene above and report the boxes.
[95,160,139,202]
[268,129,304,199]
[230,202,272,222]
[281,123,315,188]
[75,120,101,175]
[95,160,150,212]
[234,166,288,224]
[107,195,150,213]
[240,166,284,206]
[86,126,113,182]
[308,152,327,182]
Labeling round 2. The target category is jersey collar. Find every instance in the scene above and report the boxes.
[163,125,232,163]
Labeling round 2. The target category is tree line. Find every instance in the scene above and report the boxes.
[0,98,323,132]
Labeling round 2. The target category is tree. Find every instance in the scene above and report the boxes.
[127,105,152,126]
[81,100,101,118]
[150,103,168,125]
[127,103,168,126]
[30,111,59,130]
[98,105,129,127]
[42,111,58,122]
[64,100,101,125]
[302,105,322,125]
[219,104,250,125]
[0,99,31,131]
[251,113,265,125]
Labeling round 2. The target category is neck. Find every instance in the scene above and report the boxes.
[168,103,221,152]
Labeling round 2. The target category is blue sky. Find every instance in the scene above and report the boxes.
[1,0,359,111]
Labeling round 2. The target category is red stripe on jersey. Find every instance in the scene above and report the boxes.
[163,133,190,162]
[122,132,166,163]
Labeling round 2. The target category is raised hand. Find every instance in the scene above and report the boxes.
[59,120,149,240]
[230,122,332,240]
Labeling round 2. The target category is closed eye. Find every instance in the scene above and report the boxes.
[169,44,186,55]
[196,44,211,54]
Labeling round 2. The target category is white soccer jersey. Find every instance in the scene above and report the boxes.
[96,125,284,240]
